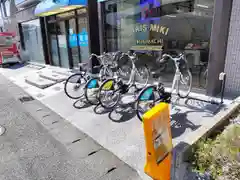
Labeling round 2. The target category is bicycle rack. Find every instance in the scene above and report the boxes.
[185,72,226,106]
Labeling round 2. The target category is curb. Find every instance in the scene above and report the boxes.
[172,98,240,180]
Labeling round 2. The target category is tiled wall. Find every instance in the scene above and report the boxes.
[224,0,240,96]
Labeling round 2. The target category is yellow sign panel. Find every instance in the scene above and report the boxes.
[36,5,84,17]
[143,103,172,180]
[131,45,163,51]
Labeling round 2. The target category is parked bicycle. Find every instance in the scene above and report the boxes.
[64,52,118,100]
[136,52,192,121]
[84,51,122,105]
[97,52,150,109]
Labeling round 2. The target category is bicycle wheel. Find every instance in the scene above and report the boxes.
[99,66,113,81]
[177,68,192,98]
[98,78,121,109]
[84,78,101,105]
[199,66,208,88]
[64,73,85,99]
[136,86,158,122]
[135,65,150,89]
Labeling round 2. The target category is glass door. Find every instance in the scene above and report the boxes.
[68,18,81,68]
[77,16,89,63]
[57,21,69,68]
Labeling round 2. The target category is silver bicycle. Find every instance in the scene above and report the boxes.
[159,52,192,98]
[97,52,150,109]
[64,52,117,100]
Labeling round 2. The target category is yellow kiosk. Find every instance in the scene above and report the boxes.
[143,103,172,180]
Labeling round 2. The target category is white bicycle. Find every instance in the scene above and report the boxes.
[158,52,192,98]
[135,52,192,121]
[97,52,150,109]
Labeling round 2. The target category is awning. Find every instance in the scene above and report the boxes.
[34,0,87,17]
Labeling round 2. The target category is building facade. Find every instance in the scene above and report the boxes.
[5,0,100,69]
[224,0,240,97]
[98,0,235,97]
[1,0,240,97]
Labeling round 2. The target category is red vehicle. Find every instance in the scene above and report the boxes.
[0,32,20,66]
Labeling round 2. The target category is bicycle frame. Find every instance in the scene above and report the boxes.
[116,53,143,91]
[162,53,189,95]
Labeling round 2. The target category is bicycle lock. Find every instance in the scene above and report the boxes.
[186,72,226,105]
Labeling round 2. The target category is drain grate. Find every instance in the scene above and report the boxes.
[106,167,116,174]
[52,121,58,124]
[72,139,81,144]
[88,150,98,156]
[19,96,35,103]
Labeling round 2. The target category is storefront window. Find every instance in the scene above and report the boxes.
[102,0,214,89]
[22,19,45,64]
[77,16,89,63]
[57,21,69,68]
[47,8,89,69]
[48,22,60,66]
[69,18,80,68]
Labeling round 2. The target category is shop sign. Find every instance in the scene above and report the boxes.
[131,24,170,50]
[69,28,88,47]
[133,24,169,35]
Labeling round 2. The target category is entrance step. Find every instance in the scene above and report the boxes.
[47,67,73,77]
[39,71,67,82]
[25,74,56,89]
[26,62,46,70]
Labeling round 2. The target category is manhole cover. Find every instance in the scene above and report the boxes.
[19,96,35,102]
[0,125,6,136]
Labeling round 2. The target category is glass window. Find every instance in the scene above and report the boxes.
[102,0,214,89]
[48,22,60,66]
[68,18,80,68]
[77,16,89,63]
[57,21,69,68]
[22,19,45,64]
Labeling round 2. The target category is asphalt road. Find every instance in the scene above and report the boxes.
[0,74,141,180]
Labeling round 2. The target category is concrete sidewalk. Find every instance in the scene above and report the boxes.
[0,63,233,180]
[0,73,141,180]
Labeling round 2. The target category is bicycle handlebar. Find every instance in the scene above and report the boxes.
[159,53,185,64]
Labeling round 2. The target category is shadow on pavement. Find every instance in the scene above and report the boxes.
[170,111,201,139]
[93,104,112,115]
[108,102,136,123]
[73,97,92,109]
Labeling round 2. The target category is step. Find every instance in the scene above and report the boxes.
[48,67,73,77]
[39,71,67,82]
[26,62,46,70]
[25,75,56,89]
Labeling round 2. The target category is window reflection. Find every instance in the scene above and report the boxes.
[102,0,214,89]
[22,19,44,64]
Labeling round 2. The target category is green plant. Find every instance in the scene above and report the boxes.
[191,124,240,180]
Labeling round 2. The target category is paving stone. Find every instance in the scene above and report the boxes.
[49,123,87,145]
[39,71,67,82]
[98,165,141,180]
[67,137,101,158]
[83,149,125,178]
[25,74,56,89]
